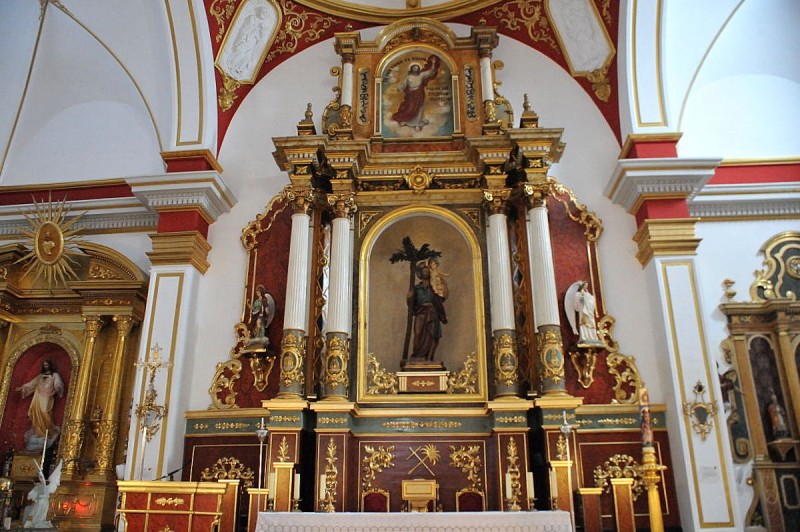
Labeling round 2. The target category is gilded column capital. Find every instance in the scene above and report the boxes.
[327,193,357,219]
[113,315,136,337]
[286,187,316,215]
[523,183,550,209]
[483,188,512,215]
[82,315,105,339]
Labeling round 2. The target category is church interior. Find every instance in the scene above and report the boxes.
[0,1,798,531]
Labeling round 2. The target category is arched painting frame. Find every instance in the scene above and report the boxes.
[357,205,487,404]
[0,330,79,458]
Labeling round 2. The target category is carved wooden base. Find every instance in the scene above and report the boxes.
[398,370,449,393]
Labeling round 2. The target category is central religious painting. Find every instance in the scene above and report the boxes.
[358,206,487,403]
[380,50,455,138]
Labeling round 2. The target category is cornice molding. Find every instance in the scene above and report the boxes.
[690,183,800,220]
[126,171,236,223]
[605,157,721,213]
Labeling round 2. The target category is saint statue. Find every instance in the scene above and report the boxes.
[767,390,790,440]
[17,359,64,452]
[565,281,603,347]
[392,55,441,130]
[406,258,448,362]
[248,284,275,345]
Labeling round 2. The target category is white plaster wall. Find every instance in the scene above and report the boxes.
[185,24,664,409]
[0,3,168,184]
[665,0,800,158]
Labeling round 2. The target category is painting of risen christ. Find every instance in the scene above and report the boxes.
[381,51,454,138]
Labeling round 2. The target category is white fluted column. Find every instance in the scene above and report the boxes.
[321,194,356,400]
[278,189,315,398]
[525,187,567,394]
[484,189,521,398]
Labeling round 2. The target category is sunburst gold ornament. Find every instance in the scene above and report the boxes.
[16,195,87,290]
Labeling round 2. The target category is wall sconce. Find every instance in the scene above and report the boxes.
[683,381,716,441]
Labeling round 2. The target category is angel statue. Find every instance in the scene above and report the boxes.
[247,284,276,346]
[565,281,604,347]
[22,460,62,529]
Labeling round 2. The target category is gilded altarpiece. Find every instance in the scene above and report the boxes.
[720,232,800,531]
[196,17,679,525]
[0,241,146,531]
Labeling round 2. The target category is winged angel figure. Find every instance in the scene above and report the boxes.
[22,460,62,529]
[565,281,603,347]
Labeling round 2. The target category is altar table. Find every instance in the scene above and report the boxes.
[256,511,572,531]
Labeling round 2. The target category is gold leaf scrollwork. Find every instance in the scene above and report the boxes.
[280,333,306,389]
[447,352,478,394]
[361,445,395,490]
[200,457,255,489]
[548,180,603,241]
[555,433,567,461]
[209,0,236,43]
[366,354,398,395]
[94,420,118,472]
[606,353,643,405]
[494,334,519,387]
[266,0,337,63]
[449,445,483,490]
[155,497,185,507]
[593,454,644,501]
[208,359,242,410]
[241,189,290,251]
[488,0,561,55]
[597,314,620,353]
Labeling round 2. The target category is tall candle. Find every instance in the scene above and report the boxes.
[260,417,265,429]
[549,469,559,499]
[293,473,301,500]
[41,429,48,466]
[319,474,326,501]
[504,473,512,500]
[268,472,276,498]
[526,472,534,498]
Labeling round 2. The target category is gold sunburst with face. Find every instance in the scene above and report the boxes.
[16,195,87,290]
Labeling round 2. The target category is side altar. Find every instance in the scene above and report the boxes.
[183,18,681,531]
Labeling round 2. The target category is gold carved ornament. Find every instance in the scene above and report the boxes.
[555,433,567,461]
[241,190,291,251]
[405,165,433,194]
[208,359,242,409]
[154,497,185,507]
[504,437,523,510]
[321,438,338,512]
[490,60,514,129]
[593,454,644,501]
[322,336,350,388]
[209,0,236,42]
[277,436,291,462]
[447,352,478,394]
[487,0,561,55]
[322,68,350,139]
[407,445,440,476]
[548,180,603,242]
[265,0,336,63]
[537,329,565,384]
[366,354,398,394]
[449,445,483,491]
[16,195,89,290]
[361,445,395,490]
[606,352,643,405]
[200,457,255,489]
[494,333,519,387]
[280,333,306,389]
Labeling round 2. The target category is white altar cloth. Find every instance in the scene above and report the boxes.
[256,511,572,531]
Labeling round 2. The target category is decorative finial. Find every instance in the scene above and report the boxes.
[722,279,736,301]
[345,23,353,31]
[479,18,487,26]
[304,103,313,122]
[523,94,531,112]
